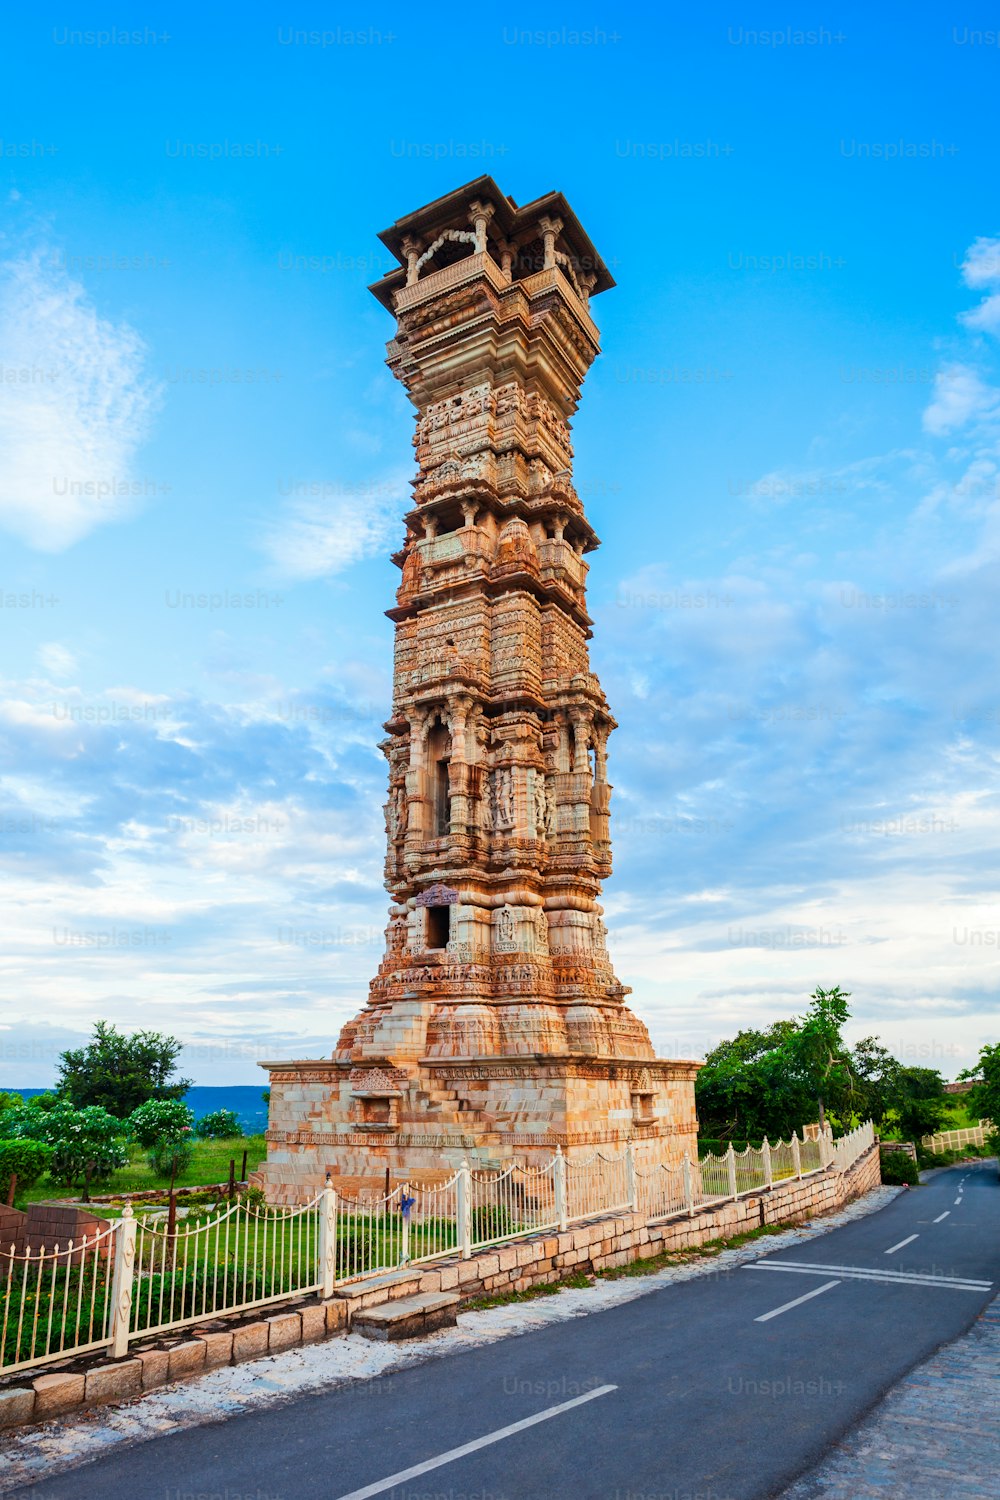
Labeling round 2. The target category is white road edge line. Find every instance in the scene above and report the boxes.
[333,1384,619,1500]
[933,1211,950,1223]
[755,1280,840,1323]
[885,1234,919,1255]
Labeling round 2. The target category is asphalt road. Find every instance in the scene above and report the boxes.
[20,1160,999,1500]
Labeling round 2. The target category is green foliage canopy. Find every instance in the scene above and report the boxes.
[57,1020,191,1119]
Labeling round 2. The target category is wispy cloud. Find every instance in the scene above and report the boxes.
[0,248,160,550]
[959,234,1000,335]
[259,471,410,580]
[922,363,999,435]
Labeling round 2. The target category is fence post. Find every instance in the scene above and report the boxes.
[625,1141,638,1212]
[682,1154,695,1217]
[819,1127,833,1169]
[554,1146,568,1231]
[400,1182,410,1266]
[762,1138,773,1190]
[318,1180,337,1298]
[792,1133,802,1180]
[726,1143,737,1200]
[457,1158,472,1259]
[109,1204,137,1359]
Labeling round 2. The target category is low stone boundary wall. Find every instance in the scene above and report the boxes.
[0,1146,880,1432]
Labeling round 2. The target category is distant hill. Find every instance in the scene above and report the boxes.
[9,1085,270,1134]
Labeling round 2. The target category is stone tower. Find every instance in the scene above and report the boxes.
[259,178,699,1201]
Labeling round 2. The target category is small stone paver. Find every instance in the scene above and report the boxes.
[780,1294,1000,1500]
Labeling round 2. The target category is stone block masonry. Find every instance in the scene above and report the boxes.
[0,1148,879,1432]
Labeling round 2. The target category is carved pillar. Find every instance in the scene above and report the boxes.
[448,694,474,834]
[401,235,423,287]
[496,238,515,282]
[539,216,564,271]
[469,200,495,256]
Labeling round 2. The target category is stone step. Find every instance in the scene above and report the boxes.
[352,1291,460,1342]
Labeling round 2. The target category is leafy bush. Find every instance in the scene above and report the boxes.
[471,1205,515,1243]
[11,1100,128,1193]
[698,1138,761,1156]
[147,1138,195,1179]
[880,1151,919,1186]
[0,1138,51,1199]
[195,1109,243,1140]
[128,1098,194,1148]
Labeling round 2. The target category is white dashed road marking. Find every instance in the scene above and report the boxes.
[754,1280,840,1322]
[885,1234,919,1255]
[933,1211,950,1223]
[333,1385,619,1500]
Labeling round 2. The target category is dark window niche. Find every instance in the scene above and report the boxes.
[426,904,451,949]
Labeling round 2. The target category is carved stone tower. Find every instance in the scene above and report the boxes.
[259,179,699,1200]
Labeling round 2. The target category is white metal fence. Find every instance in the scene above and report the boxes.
[921,1120,993,1153]
[1,1121,874,1378]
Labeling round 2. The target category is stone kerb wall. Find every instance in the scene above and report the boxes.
[350,1144,884,1313]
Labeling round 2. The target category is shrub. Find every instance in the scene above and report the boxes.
[195,1109,243,1140]
[13,1100,129,1194]
[880,1151,919,1186]
[471,1205,515,1242]
[148,1139,195,1179]
[128,1098,195,1148]
[0,1139,51,1199]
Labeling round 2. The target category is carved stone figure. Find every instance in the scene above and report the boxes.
[533,775,547,837]
[494,767,514,829]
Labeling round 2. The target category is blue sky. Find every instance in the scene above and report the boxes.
[1,7,999,1085]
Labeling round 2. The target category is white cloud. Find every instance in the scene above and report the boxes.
[961,293,1000,335]
[259,472,410,580]
[959,235,1000,290]
[922,363,1000,435]
[0,248,160,550]
[958,236,1000,335]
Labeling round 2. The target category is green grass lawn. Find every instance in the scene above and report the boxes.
[13,1136,267,1207]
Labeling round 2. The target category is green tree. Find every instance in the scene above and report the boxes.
[18,1101,128,1201]
[844,1037,901,1130]
[696,1020,815,1141]
[783,987,856,1130]
[958,1042,1000,1138]
[893,1066,947,1142]
[57,1021,191,1119]
[0,1139,51,1200]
